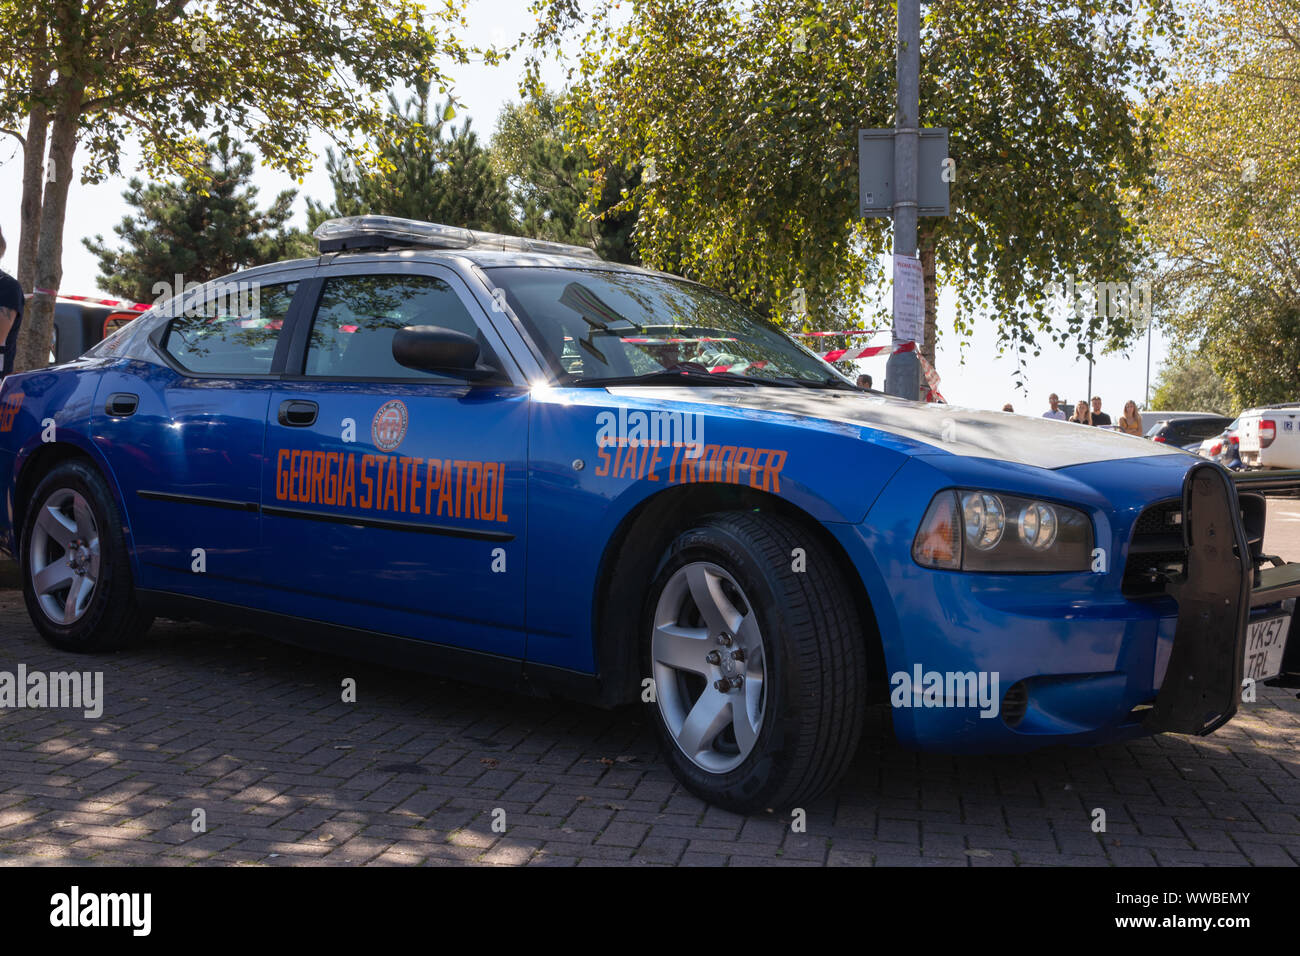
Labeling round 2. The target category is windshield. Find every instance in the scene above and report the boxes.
[482,267,847,386]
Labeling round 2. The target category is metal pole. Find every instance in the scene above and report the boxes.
[1086,333,1093,408]
[885,0,923,401]
[1144,307,1153,407]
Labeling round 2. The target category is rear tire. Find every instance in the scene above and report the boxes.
[20,460,152,651]
[642,511,867,812]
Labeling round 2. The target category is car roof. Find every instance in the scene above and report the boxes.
[241,248,668,279]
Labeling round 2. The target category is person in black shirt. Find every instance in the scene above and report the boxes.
[0,228,23,379]
[1090,396,1112,426]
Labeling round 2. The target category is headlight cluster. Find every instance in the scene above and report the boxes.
[912,489,1092,572]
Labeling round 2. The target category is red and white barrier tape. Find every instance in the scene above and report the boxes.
[791,328,885,338]
[819,340,916,363]
[917,351,946,403]
[708,360,768,375]
[31,289,150,311]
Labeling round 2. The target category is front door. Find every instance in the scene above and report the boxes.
[258,264,529,658]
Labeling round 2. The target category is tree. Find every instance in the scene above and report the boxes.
[528,0,1178,382]
[1149,351,1235,415]
[492,87,640,263]
[1143,0,1300,409]
[0,0,467,371]
[307,84,514,234]
[83,142,312,303]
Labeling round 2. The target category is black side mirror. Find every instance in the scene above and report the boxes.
[392,326,499,380]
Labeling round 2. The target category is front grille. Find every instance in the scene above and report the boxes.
[1132,499,1182,537]
[1122,493,1267,597]
[1123,499,1185,597]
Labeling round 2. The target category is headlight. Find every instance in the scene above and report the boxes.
[913,490,1092,572]
[1018,502,1058,551]
[962,492,1005,550]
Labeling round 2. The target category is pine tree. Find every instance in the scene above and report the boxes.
[307,84,514,234]
[83,142,312,303]
[492,88,640,264]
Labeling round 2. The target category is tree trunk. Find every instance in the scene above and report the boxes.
[15,83,82,372]
[17,64,51,290]
[919,226,938,371]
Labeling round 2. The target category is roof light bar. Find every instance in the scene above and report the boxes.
[313,215,602,259]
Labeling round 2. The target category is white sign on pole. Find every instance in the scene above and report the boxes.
[892,254,924,345]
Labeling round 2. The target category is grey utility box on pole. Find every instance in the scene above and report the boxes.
[858,128,950,219]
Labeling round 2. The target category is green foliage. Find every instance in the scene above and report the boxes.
[0,0,466,185]
[307,84,514,234]
[492,87,640,263]
[528,0,1177,361]
[83,142,312,303]
[1144,0,1300,409]
[1149,351,1235,415]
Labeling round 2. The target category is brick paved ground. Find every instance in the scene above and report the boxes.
[0,497,1297,867]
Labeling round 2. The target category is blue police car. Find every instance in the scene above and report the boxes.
[2,215,1298,811]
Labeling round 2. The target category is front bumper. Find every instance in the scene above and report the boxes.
[835,456,1300,753]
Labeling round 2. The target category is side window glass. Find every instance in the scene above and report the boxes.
[303,274,490,379]
[160,281,296,374]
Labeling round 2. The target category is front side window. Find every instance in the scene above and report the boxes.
[160,281,296,375]
[303,274,488,379]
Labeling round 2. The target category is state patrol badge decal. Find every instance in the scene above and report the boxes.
[372,400,409,452]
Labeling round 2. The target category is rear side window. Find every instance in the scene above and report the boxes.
[160,282,296,374]
[1186,420,1227,442]
[303,274,488,379]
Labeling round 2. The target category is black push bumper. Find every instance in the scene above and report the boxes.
[1144,464,1300,736]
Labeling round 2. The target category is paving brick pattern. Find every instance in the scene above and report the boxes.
[1,581,1298,867]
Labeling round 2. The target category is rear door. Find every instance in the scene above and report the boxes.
[258,260,530,658]
[91,271,308,604]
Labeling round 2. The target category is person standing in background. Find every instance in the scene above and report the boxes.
[857,374,872,390]
[0,228,24,379]
[1117,400,1144,436]
[1042,393,1067,420]
[1069,400,1092,425]
[1090,396,1112,426]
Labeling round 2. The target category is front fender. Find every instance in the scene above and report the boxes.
[522,387,911,672]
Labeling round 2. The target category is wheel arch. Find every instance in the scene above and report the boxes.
[13,440,135,565]
[591,482,887,707]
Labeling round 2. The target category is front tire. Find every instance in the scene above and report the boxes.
[643,511,867,812]
[20,460,152,651]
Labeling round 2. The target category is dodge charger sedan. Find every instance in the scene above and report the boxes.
[2,215,1298,812]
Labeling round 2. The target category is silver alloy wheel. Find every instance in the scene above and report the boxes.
[651,561,767,773]
[29,488,100,626]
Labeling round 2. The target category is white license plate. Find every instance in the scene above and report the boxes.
[1244,614,1291,682]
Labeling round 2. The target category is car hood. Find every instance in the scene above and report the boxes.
[605,386,1186,470]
